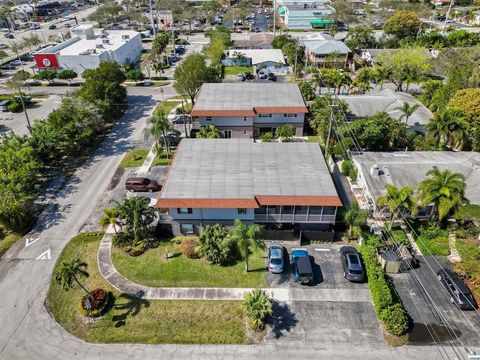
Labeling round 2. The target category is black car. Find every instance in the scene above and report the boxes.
[174,47,185,55]
[48,24,57,30]
[437,268,477,310]
[161,134,180,147]
[172,115,191,125]
[1,63,16,70]
[267,72,277,81]
[245,70,254,80]
[4,33,14,39]
[291,249,313,285]
[339,246,365,282]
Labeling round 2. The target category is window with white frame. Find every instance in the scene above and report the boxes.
[258,113,272,118]
[284,113,297,118]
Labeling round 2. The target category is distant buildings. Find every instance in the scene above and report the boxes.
[192,83,308,138]
[276,0,334,30]
[222,49,288,73]
[156,139,342,236]
[338,89,433,132]
[33,25,143,74]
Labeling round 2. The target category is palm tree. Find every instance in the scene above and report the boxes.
[6,71,32,132]
[55,258,90,294]
[425,110,470,150]
[198,124,221,138]
[343,203,368,239]
[230,219,263,272]
[395,102,419,125]
[99,207,120,234]
[117,197,156,244]
[420,80,443,109]
[373,66,392,90]
[417,167,466,221]
[144,110,173,158]
[242,289,273,331]
[376,184,418,227]
[312,68,330,94]
[327,69,351,95]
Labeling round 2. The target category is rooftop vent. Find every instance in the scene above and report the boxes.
[95,44,104,49]
[121,34,130,41]
[370,164,383,176]
[102,38,110,44]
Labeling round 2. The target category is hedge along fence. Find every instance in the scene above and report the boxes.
[359,235,409,336]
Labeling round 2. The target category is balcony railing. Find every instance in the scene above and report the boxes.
[254,214,335,223]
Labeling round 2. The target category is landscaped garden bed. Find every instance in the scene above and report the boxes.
[111,238,266,288]
[48,232,247,344]
[119,149,149,168]
[412,221,450,256]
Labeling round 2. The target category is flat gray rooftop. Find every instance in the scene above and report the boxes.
[160,139,338,199]
[352,151,480,205]
[192,83,306,112]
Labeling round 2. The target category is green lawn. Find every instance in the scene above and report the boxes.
[48,232,246,344]
[155,100,181,116]
[0,233,22,257]
[453,204,480,222]
[455,238,480,298]
[386,225,410,248]
[119,149,149,168]
[153,148,175,166]
[223,66,254,78]
[111,240,266,288]
[414,224,450,256]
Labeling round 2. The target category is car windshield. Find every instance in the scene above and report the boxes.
[348,254,359,265]
[143,179,150,185]
[270,258,282,265]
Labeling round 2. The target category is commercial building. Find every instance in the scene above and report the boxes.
[192,83,308,138]
[33,24,143,74]
[277,0,334,30]
[156,139,342,236]
[351,151,480,217]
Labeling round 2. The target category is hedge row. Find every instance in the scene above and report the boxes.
[360,235,409,336]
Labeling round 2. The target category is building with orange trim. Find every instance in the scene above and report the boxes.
[191,83,308,139]
[156,139,342,236]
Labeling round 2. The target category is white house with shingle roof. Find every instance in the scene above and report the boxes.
[302,39,351,67]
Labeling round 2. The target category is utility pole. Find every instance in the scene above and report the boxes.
[443,0,454,32]
[325,103,338,158]
[149,0,156,37]
[181,99,188,138]
[273,0,276,36]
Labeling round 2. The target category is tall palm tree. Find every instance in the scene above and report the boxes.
[425,110,470,150]
[55,258,90,294]
[99,207,120,234]
[312,68,330,94]
[373,66,391,90]
[420,80,442,109]
[326,69,351,95]
[395,102,419,125]
[376,184,418,227]
[343,203,368,239]
[117,197,156,244]
[6,71,32,133]
[230,219,263,272]
[417,167,466,221]
[197,124,221,138]
[144,110,173,158]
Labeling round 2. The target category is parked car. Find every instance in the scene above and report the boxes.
[4,33,14,39]
[31,22,41,30]
[254,27,261,33]
[174,47,185,55]
[267,243,285,273]
[339,246,365,282]
[236,73,246,81]
[161,134,180,147]
[125,177,160,193]
[48,24,57,30]
[172,114,191,124]
[65,23,72,28]
[167,54,178,63]
[267,72,277,81]
[291,248,313,284]
[437,268,477,310]
[1,63,16,70]
[245,70,254,80]
[258,70,267,79]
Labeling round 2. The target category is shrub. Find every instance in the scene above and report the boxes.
[198,224,238,265]
[180,237,199,259]
[381,304,409,336]
[112,231,133,248]
[7,101,23,113]
[79,288,110,317]
[127,242,147,256]
[348,168,358,181]
[175,103,192,115]
[242,289,273,331]
[341,160,353,175]
[260,132,273,142]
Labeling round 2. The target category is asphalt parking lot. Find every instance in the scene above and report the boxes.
[391,256,480,347]
[266,244,384,346]
[81,165,168,232]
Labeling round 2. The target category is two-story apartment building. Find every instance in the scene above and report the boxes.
[192,83,308,138]
[156,139,342,237]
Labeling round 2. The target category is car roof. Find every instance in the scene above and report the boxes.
[126,177,148,182]
[441,269,469,292]
[270,247,283,258]
[296,256,312,273]
[340,246,358,254]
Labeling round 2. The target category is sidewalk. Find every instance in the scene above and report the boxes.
[97,230,373,302]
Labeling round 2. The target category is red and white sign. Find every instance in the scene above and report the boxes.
[34,53,59,69]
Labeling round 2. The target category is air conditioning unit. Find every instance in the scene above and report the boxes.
[102,39,110,44]
[96,44,104,49]
[121,34,130,40]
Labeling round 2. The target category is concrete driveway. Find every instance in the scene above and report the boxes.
[391,256,480,348]
[266,244,384,346]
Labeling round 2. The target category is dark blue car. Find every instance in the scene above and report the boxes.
[291,248,313,284]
